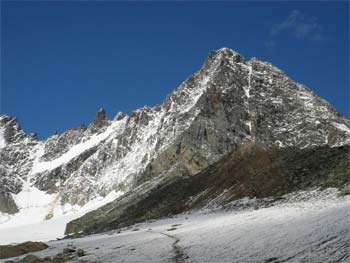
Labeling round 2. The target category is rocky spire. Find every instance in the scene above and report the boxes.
[90,108,110,130]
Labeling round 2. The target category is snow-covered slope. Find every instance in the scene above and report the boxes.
[0,187,122,245]
[2,189,349,262]
[0,48,349,233]
[0,183,123,229]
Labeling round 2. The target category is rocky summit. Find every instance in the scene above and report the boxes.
[0,48,349,234]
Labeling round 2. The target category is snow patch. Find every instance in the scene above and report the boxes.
[240,64,253,134]
[332,122,350,134]
[0,128,6,148]
[275,140,285,147]
[13,184,54,211]
[246,121,252,133]
[0,184,123,231]
[296,89,316,109]
[242,65,252,98]
[31,119,127,174]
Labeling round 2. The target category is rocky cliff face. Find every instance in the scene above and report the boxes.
[65,144,350,236]
[0,48,349,216]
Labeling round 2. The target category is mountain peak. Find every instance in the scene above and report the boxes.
[217,47,243,57]
[202,47,245,73]
[214,47,245,62]
[1,48,349,224]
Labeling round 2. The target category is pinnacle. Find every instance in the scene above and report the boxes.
[91,108,109,128]
[97,108,105,113]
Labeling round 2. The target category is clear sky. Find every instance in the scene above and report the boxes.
[1,1,349,139]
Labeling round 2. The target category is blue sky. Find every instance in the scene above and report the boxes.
[1,1,349,139]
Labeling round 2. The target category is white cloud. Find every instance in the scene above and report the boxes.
[266,10,323,47]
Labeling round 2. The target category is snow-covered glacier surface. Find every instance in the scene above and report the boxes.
[0,185,123,243]
[1,189,349,262]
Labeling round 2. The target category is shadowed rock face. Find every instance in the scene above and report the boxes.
[0,191,18,214]
[65,144,349,236]
[1,48,349,216]
[90,108,110,131]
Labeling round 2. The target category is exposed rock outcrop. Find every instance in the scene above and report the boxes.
[0,191,18,214]
[0,241,48,259]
